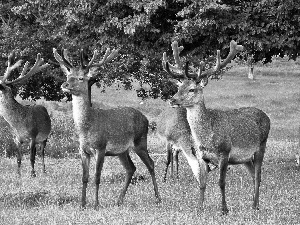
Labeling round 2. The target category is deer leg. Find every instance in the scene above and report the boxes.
[117,151,136,206]
[29,139,37,177]
[174,149,179,179]
[94,149,105,209]
[182,149,208,209]
[170,147,174,179]
[219,155,229,215]
[134,137,161,203]
[163,143,173,182]
[252,142,266,210]
[244,160,255,183]
[81,150,91,208]
[41,140,47,173]
[15,140,22,176]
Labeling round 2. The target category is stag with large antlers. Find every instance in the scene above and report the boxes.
[53,47,161,208]
[0,52,51,177]
[162,40,270,214]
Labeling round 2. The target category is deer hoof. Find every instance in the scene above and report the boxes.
[221,207,229,215]
[31,171,37,177]
[155,198,162,205]
[80,204,87,210]
[252,204,259,210]
[117,199,124,206]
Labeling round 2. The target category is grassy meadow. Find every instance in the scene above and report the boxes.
[0,57,300,224]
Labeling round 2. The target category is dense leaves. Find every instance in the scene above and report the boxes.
[0,0,299,100]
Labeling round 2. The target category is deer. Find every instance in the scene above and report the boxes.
[0,51,51,177]
[162,40,270,214]
[53,47,161,208]
[153,107,196,181]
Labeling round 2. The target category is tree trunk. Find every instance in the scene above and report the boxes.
[248,65,255,80]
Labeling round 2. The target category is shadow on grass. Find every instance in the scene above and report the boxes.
[0,190,79,208]
[102,173,148,185]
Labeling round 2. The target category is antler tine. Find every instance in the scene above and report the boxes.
[214,50,221,71]
[162,52,185,79]
[162,52,171,73]
[198,40,243,83]
[185,60,207,80]
[62,49,74,68]
[20,61,30,77]
[80,48,96,69]
[219,40,243,70]
[2,51,23,83]
[162,52,169,71]
[171,41,182,67]
[163,52,183,73]
[53,48,72,76]
[162,41,186,79]
[197,61,206,78]
[86,50,98,69]
[89,48,119,68]
[105,49,119,62]
[6,53,49,85]
[80,49,85,69]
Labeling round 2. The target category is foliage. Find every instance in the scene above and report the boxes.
[174,0,300,63]
[0,0,299,100]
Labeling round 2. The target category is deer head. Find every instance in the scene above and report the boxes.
[162,40,243,107]
[0,51,49,98]
[53,47,119,96]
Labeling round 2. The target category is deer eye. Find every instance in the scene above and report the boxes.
[189,89,195,92]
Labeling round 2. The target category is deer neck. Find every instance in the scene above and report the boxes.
[185,93,214,148]
[71,93,92,133]
[175,107,187,116]
[0,93,28,127]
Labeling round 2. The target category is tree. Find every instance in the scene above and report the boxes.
[0,0,299,101]
[1,0,183,100]
[175,0,300,63]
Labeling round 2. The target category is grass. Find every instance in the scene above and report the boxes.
[0,58,300,224]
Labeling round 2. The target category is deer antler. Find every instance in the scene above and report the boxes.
[54,47,119,77]
[84,48,119,72]
[2,52,49,85]
[53,48,74,76]
[162,41,186,79]
[185,40,244,84]
[2,51,23,83]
